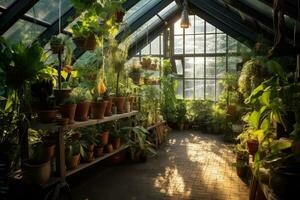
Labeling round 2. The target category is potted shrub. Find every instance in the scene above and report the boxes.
[60,97,77,124]
[99,123,112,145]
[90,77,108,119]
[129,62,142,85]
[72,87,92,121]
[49,35,64,54]
[80,126,98,162]
[125,126,157,162]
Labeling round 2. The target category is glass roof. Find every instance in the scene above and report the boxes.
[26,0,72,24]
[0,0,15,8]
[3,19,46,44]
[157,1,178,20]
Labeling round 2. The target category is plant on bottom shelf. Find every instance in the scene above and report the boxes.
[79,126,99,162]
[124,126,156,162]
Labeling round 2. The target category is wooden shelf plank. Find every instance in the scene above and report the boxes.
[66,145,129,177]
[146,121,165,131]
[32,111,138,130]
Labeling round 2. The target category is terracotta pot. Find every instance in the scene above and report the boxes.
[114,97,125,114]
[236,152,249,178]
[37,110,58,123]
[60,104,77,124]
[115,11,125,23]
[44,144,55,161]
[104,98,113,116]
[100,131,109,145]
[75,102,91,121]
[90,101,108,119]
[23,160,51,185]
[66,154,80,169]
[112,137,121,149]
[54,89,72,105]
[247,139,259,156]
[105,144,114,153]
[87,144,95,152]
[73,35,96,51]
[85,151,94,162]
[94,146,104,157]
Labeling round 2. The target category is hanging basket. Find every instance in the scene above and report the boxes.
[73,34,97,51]
[129,71,141,84]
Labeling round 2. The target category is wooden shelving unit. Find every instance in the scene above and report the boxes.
[33,111,139,180]
[67,145,129,177]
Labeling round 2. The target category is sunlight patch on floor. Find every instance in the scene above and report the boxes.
[154,166,191,198]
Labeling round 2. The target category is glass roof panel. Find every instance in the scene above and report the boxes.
[157,1,178,20]
[0,0,15,8]
[3,19,46,44]
[124,0,162,25]
[26,0,72,24]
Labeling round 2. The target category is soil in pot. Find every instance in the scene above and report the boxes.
[37,110,58,123]
[105,144,114,153]
[90,101,108,119]
[60,104,77,124]
[104,98,112,116]
[247,139,259,156]
[100,131,109,145]
[114,97,125,114]
[23,160,51,185]
[66,154,80,169]
[75,102,91,121]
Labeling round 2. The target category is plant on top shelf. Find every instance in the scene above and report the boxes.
[71,87,92,121]
[49,35,65,54]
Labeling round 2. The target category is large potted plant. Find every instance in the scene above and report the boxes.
[90,74,108,119]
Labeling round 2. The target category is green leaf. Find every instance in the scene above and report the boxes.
[271,138,292,153]
[249,111,260,129]
[260,90,271,106]
[261,118,270,131]
[254,129,265,144]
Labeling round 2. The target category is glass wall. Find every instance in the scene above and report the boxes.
[172,15,250,100]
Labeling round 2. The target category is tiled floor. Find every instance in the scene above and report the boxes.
[70,131,249,200]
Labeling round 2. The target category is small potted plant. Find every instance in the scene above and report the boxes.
[103,87,113,116]
[128,62,142,85]
[60,96,77,124]
[80,126,98,162]
[110,121,121,149]
[49,35,64,54]
[140,57,152,70]
[64,130,85,169]
[143,71,154,85]
[90,77,108,119]
[72,87,92,121]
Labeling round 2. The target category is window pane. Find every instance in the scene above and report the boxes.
[228,56,241,72]
[176,79,183,99]
[216,80,223,99]
[174,35,183,54]
[195,80,204,99]
[151,36,160,55]
[3,19,46,44]
[206,34,215,53]
[185,35,194,54]
[195,57,204,78]
[206,57,215,78]
[228,36,238,53]
[185,15,194,34]
[195,16,204,33]
[141,44,150,55]
[216,28,223,33]
[206,80,215,100]
[174,19,183,35]
[216,34,226,53]
[184,57,194,78]
[26,0,72,23]
[185,80,194,99]
[175,59,183,75]
[195,35,204,53]
[216,56,226,78]
[206,22,216,33]
[0,0,15,8]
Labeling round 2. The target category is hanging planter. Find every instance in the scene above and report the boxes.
[115,11,125,23]
[50,35,64,54]
[129,71,141,85]
[73,34,97,51]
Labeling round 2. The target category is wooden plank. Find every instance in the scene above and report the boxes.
[66,145,129,177]
[146,121,165,131]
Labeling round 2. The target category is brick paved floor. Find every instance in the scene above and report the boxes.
[70,131,249,200]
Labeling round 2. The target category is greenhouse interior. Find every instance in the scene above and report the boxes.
[0,0,300,199]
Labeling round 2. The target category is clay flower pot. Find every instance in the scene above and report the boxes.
[37,110,58,123]
[60,104,77,124]
[94,146,104,157]
[54,89,72,105]
[112,137,121,149]
[75,102,91,121]
[104,97,113,116]
[85,151,94,163]
[23,161,51,185]
[247,139,259,156]
[87,144,95,152]
[105,144,114,153]
[90,100,108,119]
[114,97,125,114]
[100,131,109,145]
[66,154,80,169]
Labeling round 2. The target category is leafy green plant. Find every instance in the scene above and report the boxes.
[176,100,187,123]
[71,87,92,103]
[79,126,99,146]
